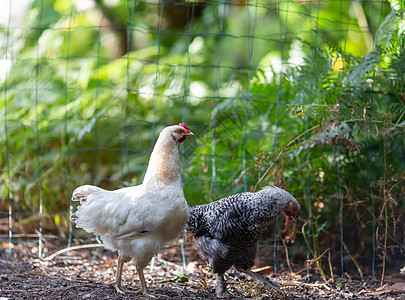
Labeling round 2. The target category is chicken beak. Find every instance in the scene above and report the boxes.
[185,131,194,137]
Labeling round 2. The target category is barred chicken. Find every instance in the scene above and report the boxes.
[71,123,194,296]
[186,186,300,298]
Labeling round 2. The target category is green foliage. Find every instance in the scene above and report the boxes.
[0,0,403,276]
[170,274,189,283]
[249,9,405,273]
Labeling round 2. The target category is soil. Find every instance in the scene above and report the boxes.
[1,240,404,299]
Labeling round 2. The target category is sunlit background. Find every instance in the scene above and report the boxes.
[1,0,404,280]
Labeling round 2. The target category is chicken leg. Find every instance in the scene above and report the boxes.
[215,273,232,298]
[107,255,169,298]
[107,255,132,293]
[136,266,150,295]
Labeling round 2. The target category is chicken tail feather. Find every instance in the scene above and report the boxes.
[70,213,78,223]
[71,185,104,203]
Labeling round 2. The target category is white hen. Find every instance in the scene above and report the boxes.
[71,123,194,296]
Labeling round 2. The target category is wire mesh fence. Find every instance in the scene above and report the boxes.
[1,0,404,288]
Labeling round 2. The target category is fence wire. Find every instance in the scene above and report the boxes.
[1,0,404,285]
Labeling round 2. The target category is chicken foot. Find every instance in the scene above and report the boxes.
[106,255,170,298]
[136,266,170,299]
[215,274,233,298]
[241,269,282,294]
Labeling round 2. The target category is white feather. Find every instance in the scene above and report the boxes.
[71,125,191,270]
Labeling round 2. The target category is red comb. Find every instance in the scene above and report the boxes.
[179,123,190,132]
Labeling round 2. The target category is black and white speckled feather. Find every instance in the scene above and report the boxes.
[186,186,300,297]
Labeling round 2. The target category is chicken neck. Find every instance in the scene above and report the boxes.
[143,135,182,187]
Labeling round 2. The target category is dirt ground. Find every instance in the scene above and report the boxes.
[1,240,404,299]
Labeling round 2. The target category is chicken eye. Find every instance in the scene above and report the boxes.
[176,129,183,134]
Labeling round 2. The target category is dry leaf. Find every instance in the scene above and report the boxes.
[186,261,200,273]
[369,291,387,296]
[392,282,405,291]
[251,266,274,275]
[375,283,388,292]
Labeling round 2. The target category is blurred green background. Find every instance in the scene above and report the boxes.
[0,0,404,278]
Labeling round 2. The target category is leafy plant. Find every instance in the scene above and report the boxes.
[249,9,405,279]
